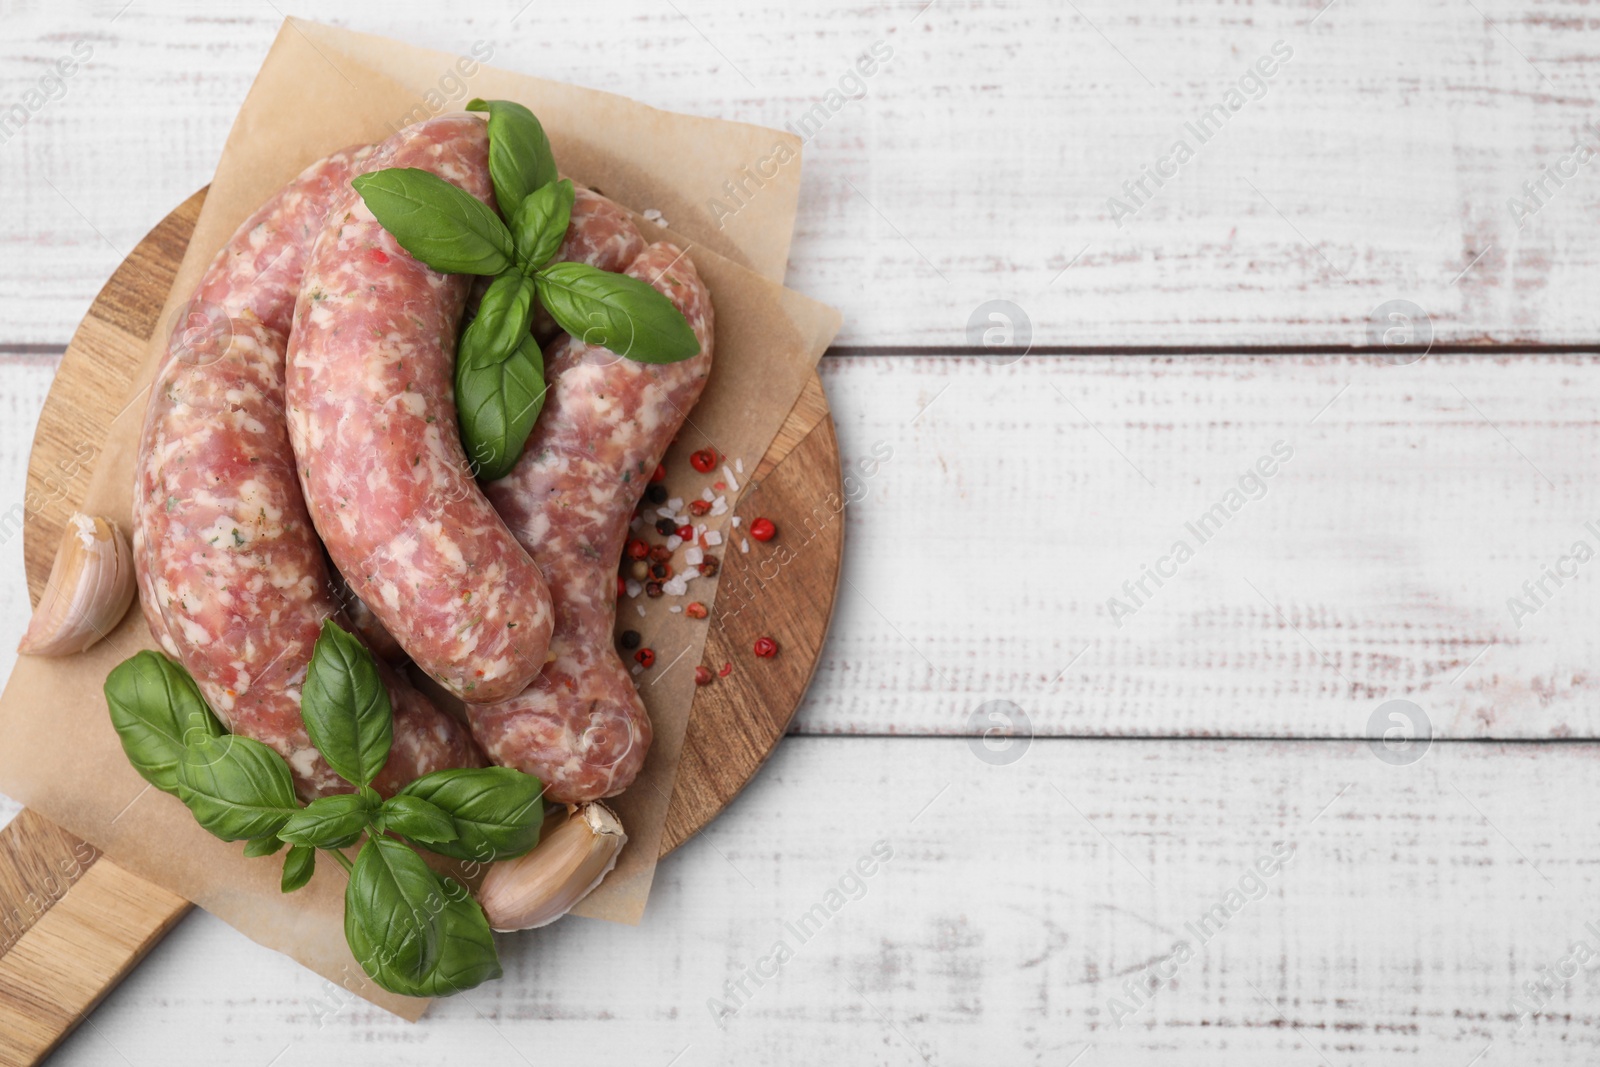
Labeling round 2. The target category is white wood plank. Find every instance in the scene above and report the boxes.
[801,352,1600,739]
[4,0,1600,347]
[35,736,1600,1065]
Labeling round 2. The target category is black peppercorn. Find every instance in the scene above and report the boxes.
[655,517,676,536]
[645,484,668,505]
[619,629,641,650]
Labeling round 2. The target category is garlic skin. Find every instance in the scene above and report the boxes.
[18,514,136,656]
[478,802,626,931]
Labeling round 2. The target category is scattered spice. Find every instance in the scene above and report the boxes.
[654,517,677,536]
[645,484,668,506]
[685,601,708,619]
[650,464,667,483]
[651,561,672,580]
[718,662,733,677]
[750,517,777,542]
[699,555,720,577]
[690,448,718,473]
[648,544,672,564]
[629,560,650,581]
[627,538,650,560]
[645,581,664,598]
[675,523,694,540]
[753,636,779,658]
[619,630,641,650]
[688,499,711,517]
[634,648,655,668]
[616,576,626,598]
[694,665,713,686]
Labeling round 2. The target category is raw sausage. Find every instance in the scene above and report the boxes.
[135,313,483,798]
[286,113,554,705]
[471,241,715,802]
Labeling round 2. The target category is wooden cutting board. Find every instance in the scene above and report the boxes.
[0,188,843,1065]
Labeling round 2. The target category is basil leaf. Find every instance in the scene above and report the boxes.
[456,330,547,482]
[301,620,392,789]
[281,845,316,893]
[243,835,285,858]
[345,836,444,984]
[176,734,299,842]
[509,179,574,272]
[350,168,513,276]
[371,878,501,997]
[279,792,374,849]
[375,795,459,846]
[460,272,535,368]
[396,767,545,862]
[537,262,700,364]
[466,99,558,220]
[105,651,223,795]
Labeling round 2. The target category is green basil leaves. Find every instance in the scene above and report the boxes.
[347,99,700,483]
[104,650,223,794]
[105,621,547,998]
[300,619,393,789]
[349,168,513,276]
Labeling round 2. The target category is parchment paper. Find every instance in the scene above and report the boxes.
[0,19,839,1019]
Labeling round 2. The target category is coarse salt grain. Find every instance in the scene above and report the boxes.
[722,466,740,492]
[710,498,728,517]
[656,507,676,519]
[626,579,643,598]
[685,546,704,566]
[666,535,683,551]
[704,530,723,547]
[643,208,668,226]
[663,575,689,596]
[669,605,682,613]
[681,566,700,582]
[731,515,741,528]
[637,605,646,617]
[735,457,744,474]
[701,488,715,502]
[694,523,707,540]
[631,664,644,676]
[667,497,684,511]
[741,539,750,553]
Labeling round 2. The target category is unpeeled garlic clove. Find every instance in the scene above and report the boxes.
[18,514,136,656]
[478,802,626,931]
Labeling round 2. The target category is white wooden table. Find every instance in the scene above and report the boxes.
[6,1,1600,1063]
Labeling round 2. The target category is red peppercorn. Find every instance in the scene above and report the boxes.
[690,448,717,473]
[635,648,655,667]
[651,561,672,580]
[685,601,708,619]
[650,464,666,483]
[699,555,719,578]
[694,665,713,686]
[688,499,711,516]
[753,636,778,658]
[718,662,733,677]
[645,581,664,598]
[616,576,626,598]
[749,517,777,542]
[627,538,649,560]
[676,523,694,540]
[649,544,672,563]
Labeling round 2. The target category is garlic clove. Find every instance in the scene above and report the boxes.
[477,802,626,931]
[18,513,136,657]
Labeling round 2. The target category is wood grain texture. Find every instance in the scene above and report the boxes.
[1,185,841,1056]
[6,1,1600,349]
[33,735,1600,1066]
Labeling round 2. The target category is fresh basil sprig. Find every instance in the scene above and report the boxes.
[105,622,546,998]
[348,99,700,482]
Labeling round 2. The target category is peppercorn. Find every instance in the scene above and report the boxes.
[645,484,668,505]
[718,662,733,677]
[649,544,672,563]
[651,561,672,580]
[645,581,664,598]
[627,538,649,560]
[676,523,694,540]
[688,499,711,516]
[616,576,625,598]
[685,601,708,619]
[629,560,650,581]
[699,554,719,577]
[635,648,655,667]
[619,629,641,650]
[655,517,676,536]
[690,448,717,473]
[650,463,666,483]
[753,636,778,658]
[749,517,777,542]
[694,665,713,686]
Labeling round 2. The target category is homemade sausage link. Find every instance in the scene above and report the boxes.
[286,113,554,705]
[135,313,483,798]
[472,241,715,803]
